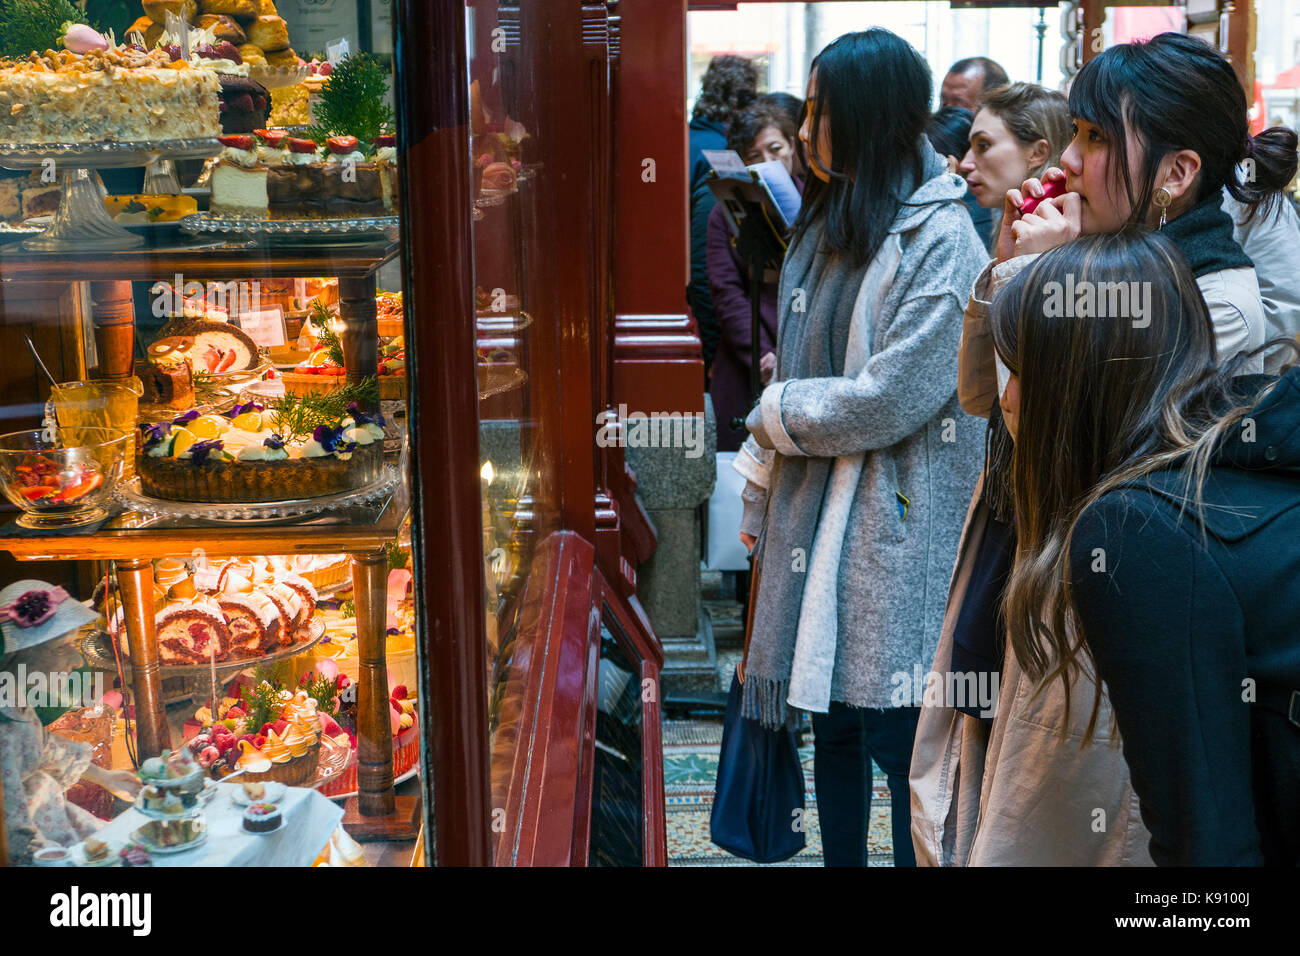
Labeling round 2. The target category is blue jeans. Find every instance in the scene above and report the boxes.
[812,703,920,867]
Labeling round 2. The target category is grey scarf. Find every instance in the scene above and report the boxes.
[742,147,947,728]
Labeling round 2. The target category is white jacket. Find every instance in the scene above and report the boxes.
[1224,192,1300,373]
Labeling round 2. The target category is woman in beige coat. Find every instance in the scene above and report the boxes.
[910,32,1296,866]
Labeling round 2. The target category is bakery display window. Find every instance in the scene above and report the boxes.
[0,0,424,868]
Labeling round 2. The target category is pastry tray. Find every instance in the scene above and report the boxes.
[81,617,325,678]
[114,466,400,524]
[180,213,398,245]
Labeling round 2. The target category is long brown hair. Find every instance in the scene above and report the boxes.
[988,232,1287,738]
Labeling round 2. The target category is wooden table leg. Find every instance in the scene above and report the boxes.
[114,556,170,759]
[342,550,420,840]
[90,281,136,381]
[339,274,379,413]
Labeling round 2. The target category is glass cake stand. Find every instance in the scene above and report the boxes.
[114,465,402,523]
[0,138,221,251]
[180,213,399,245]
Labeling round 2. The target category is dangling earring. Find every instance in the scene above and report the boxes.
[1152,186,1173,230]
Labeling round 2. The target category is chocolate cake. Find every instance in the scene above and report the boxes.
[218,75,271,135]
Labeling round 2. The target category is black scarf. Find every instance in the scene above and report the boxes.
[1160,192,1253,278]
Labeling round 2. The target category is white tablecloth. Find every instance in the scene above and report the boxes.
[97,783,343,867]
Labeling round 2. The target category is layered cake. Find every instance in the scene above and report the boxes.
[0,48,220,143]
[137,400,385,502]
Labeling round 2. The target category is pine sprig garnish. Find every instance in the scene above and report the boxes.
[266,377,379,442]
[239,680,283,736]
[308,297,344,366]
[0,0,91,59]
[305,53,394,148]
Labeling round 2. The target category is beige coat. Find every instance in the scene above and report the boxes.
[908,258,1153,866]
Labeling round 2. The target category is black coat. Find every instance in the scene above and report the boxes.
[1070,368,1300,866]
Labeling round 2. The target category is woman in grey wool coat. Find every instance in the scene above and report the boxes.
[735,29,986,867]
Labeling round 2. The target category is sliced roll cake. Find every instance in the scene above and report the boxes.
[155,598,231,665]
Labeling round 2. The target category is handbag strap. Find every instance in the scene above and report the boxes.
[739,526,765,681]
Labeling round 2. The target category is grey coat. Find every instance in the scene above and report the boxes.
[737,166,986,721]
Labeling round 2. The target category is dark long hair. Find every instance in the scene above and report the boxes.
[988,232,1286,737]
[795,29,933,268]
[925,106,973,160]
[1070,32,1299,224]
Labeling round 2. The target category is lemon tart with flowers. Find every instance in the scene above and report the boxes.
[136,390,385,503]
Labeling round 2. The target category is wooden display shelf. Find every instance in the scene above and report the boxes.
[0,485,409,560]
[0,240,400,282]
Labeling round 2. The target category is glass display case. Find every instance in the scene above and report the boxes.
[0,0,665,868]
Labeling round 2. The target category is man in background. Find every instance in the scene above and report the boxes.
[688,55,759,374]
[940,56,1009,111]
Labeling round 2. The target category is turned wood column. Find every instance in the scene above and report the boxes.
[89,281,136,381]
[114,556,170,759]
[339,274,379,413]
[352,549,395,816]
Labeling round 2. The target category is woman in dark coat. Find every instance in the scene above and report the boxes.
[988,231,1300,866]
[706,102,801,451]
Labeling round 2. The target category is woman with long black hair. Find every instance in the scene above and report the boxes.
[735,29,985,866]
[911,31,1298,866]
[989,232,1300,865]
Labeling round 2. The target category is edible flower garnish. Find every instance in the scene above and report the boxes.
[140,421,172,448]
[172,410,199,426]
[225,401,264,419]
[263,434,286,451]
[189,439,224,465]
[345,401,384,427]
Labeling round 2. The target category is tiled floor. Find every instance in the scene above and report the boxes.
[663,714,896,866]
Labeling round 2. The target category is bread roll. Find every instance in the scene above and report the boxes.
[127,15,164,48]
[237,43,266,66]
[246,14,290,51]
[144,0,198,21]
[264,47,298,68]
[197,13,247,45]
[200,0,257,19]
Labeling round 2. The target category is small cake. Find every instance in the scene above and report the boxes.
[137,358,195,411]
[197,13,248,45]
[374,135,399,214]
[264,47,298,68]
[154,558,197,600]
[243,802,281,832]
[266,138,325,219]
[246,15,290,52]
[218,74,271,135]
[83,837,110,862]
[201,0,257,17]
[127,16,165,49]
[106,193,199,225]
[242,781,265,800]
[145,0,198,19]
[140,784,166,811]
[210,134,267,218]
[216,591,282,655]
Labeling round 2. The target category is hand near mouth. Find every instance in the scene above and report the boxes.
[1011,191,1083,257]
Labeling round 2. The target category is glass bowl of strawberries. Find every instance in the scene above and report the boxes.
[0,427,129,529]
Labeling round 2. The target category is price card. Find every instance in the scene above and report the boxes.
[237,308,287,348]
[327,37,351,66]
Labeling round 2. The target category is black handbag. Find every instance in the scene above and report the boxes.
[709,541,806,863]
